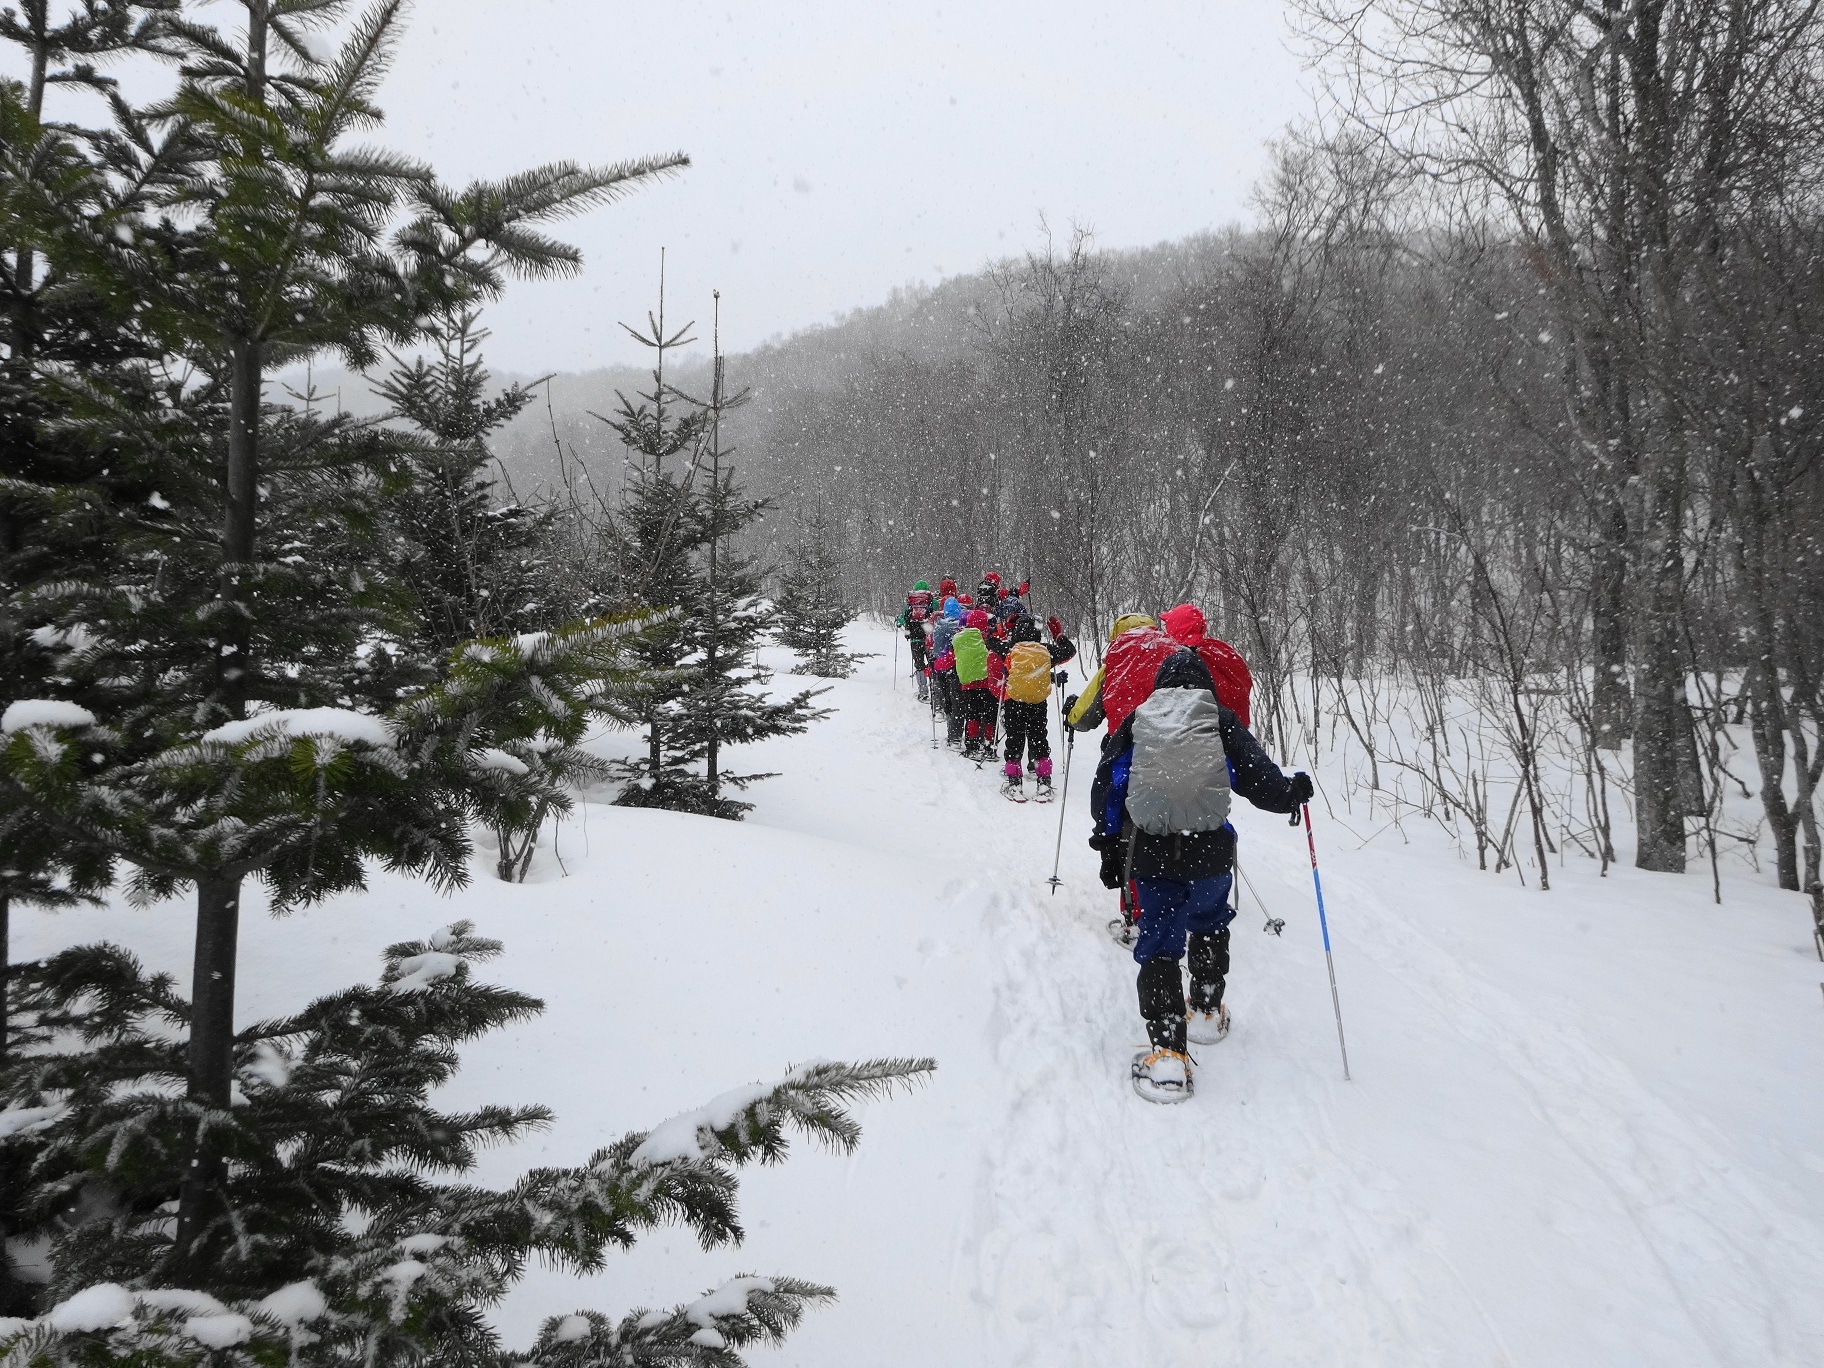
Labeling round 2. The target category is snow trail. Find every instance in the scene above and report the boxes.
[17,620,1824,1366]
[739,624,1824,1367]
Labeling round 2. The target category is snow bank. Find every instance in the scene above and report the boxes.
[1,700,96,733]
[203,707,393,748]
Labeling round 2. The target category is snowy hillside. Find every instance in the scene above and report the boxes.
[20,620,1824,1367]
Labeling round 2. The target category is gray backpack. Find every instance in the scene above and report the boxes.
[1127,687,1232,835]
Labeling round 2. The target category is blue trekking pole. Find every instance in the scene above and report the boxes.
[1298,803,1352,1080]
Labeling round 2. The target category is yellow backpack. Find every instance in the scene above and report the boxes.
[1005,642,1053,703]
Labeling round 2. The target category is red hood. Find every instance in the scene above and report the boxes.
[965,609,991,629]
[1161,603,1207,645]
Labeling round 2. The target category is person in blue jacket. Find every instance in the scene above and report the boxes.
[1089,648,1312,1096]
[928,597,966,748]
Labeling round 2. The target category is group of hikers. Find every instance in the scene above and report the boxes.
[898,576,1314,1103]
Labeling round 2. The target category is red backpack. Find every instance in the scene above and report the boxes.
[1101,627,1179,732]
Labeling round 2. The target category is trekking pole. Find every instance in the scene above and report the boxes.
[929,688,938,749]
[1298,803,1352,1081]
[1046,722,1076,893]
[892,631,899,691]
[1235,856,1284,936]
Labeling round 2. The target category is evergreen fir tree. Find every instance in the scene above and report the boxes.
[0,923,934,1363]
[599,285,826,818]
[374,310,553,654]
[0,3,186,1067]
[0,0,689,1261]
[774,506,865,678]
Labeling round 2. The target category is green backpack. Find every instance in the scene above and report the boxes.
[953,627,988,685]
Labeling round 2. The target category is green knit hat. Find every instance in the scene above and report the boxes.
[914,580,929,590]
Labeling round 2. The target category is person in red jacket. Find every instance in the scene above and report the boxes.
[1158,603,1253,726]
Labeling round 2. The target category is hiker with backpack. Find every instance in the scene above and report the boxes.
[999,614,1077,802]
[898,580,936,701]
[1067,605,1252,734]
[929,596,967,748]
[953,607,1000,760]
[1088,647,1312,1103]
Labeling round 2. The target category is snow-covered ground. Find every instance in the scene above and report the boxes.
[19,620,1824,1367]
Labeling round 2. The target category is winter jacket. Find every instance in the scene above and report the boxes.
[1159,603,1253,727]
[899,588,935,637]
[983,647,1007,699]
[1089,649,1300,882]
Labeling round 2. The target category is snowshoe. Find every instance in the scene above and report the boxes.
[1131,1048,1194,1104]
[1106,917,1137,948]
[1186,1003,1230,1046]
[1001,778,1027,803]
[1032,778,1053,804]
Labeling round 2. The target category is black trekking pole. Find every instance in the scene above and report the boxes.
[929,686,938,749]
[1235,855,1285,936]
[1046,702,1076,894]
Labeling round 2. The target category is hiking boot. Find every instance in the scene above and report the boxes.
[1186,1002,1230,1045]
[1131,1048,1193,1104]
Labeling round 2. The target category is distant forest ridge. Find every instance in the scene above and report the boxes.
[279,227,1251,506]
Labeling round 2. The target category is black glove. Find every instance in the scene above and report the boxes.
[1098,843,1126,889]
[1063,693,1080,715]
[1288,772,1314,807]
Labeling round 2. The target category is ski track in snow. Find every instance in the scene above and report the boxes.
[19,622,1824,1367]
[739,627,1824,1368]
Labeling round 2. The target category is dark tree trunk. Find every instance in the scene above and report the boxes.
[1632,557,1688,873]
[0,893,8,1065]
[175,872,242,1256]
[1590,501,1632,749]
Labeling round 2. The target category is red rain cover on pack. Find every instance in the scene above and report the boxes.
[1102,618,1255,732]
[1159,604,1253,727]
[1100,626,1179,732]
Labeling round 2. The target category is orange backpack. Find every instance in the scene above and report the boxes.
[1005,642,1053,703]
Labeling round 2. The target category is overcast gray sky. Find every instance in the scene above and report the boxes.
[372,1,1310,371]
[19,1,1311,372]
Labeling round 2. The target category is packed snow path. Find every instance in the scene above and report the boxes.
[21,622,1824,1366]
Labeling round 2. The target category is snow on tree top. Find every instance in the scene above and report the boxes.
[254,1282,326,1327]
[628,1081,779,1164]
[686,1277,778,1341]
[0,1103,71,1140]
[1,700,97,733]
[474,747,529,775]
[203,707,394,748]
[44,1284,135,1333]
[386,952,464,994]
[552,1314,592,1343]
